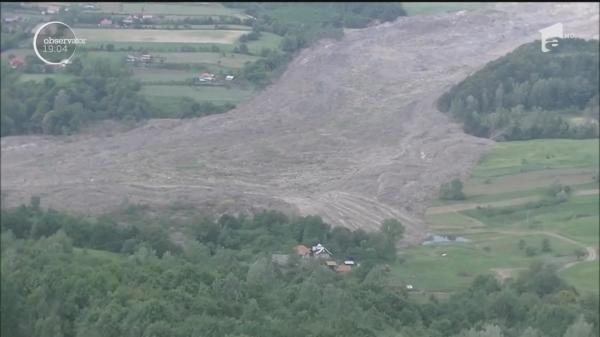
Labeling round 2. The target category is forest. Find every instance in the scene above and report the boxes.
[437,38,599,141]
[1,200,598,337]
[0,57,234,136]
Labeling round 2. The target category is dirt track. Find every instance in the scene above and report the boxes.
[427,189,600,215]
[2,3,599,243]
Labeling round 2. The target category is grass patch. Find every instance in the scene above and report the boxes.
[142,84,252,104]
[403,2,484,16]
[472,139,599,179]
[133,68,194,82]
[392,239,572,292]
[76,28,246,44]
[560,261,600,295]
[149,52,258,68]
[464,195,599,245]
[94,3,244,17]
[18,73,76,85]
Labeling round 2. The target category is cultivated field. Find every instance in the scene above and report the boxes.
[403,2,486,15]
[76,28,246,44]
[94,2,245,18]
[141,85,253,104]
[398,139,599,294]
[139,52,258,68]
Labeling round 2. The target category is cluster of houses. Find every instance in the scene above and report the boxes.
[292,243,357,273]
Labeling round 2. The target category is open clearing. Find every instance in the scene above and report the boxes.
[141,85,253,104]
[405,138,599,293]
[133,69,194,83]
[145,52,258,68]
[83,51,257,68]
[76,28,246,44]
[94,3,244,17]
[2,4,599,245]
[403,2,486,16]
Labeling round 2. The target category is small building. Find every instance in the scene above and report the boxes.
[9,57,24,69]
[99,18,113,26]
[405,284,414,290]
[294,245,311,258]
[198,72,215,82]
[142,14,153,19]
[140,54,152,63]
[4,16,21,23]
[225,75,235,81]
[122,16,134,25]
[83,4,97,10]
[336,265,352,273]
[343,260,356,266]
[46,5,60,14]
[311,243,333,259]
[324,260,338,270]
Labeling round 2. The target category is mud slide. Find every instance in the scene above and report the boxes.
[2,3,599,243]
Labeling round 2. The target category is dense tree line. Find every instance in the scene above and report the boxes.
[1,55,235,136]
[438,39,599,141]
[226,3,406,52]
[0,58,155,136]
[225,3,405,87]
[1,201,598,337]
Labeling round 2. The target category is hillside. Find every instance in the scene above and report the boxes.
[1,3,599,244]
[438,38,600,140]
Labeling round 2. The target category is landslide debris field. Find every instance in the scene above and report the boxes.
[2,3,599,243]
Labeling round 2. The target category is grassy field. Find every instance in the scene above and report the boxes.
[403,2,485,16]
[17,73,76,84]
[472,139,599,179]
[147,52,258,68]
[395,139,599,294]
[132,68,193,83]
[0,48,32,60]
[560,261,599,295]
[141,84,253,104]
[393,233,580,291]
[76,28,246,44]
[94,2,245,17]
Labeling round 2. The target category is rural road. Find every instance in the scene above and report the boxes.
[497,230,597,271]
[426,189,599,215]
[2,3,599,244]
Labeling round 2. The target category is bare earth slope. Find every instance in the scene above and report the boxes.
[2,3,598,243]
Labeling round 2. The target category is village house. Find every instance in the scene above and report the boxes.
[225,75,235,81]
[3,16,21,23]
[311,243,332,259]
[9,57,25,69]
[122,16,134,25]
[324,260,338,270]
[198,72,216,82]
[43,5,60,15]
[98,18,113,27]
[294,244,311,258]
